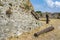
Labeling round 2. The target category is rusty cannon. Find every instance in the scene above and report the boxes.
[34,26,54,37]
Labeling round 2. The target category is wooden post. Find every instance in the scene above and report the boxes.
[46,14,49,24]
[34,26,54,37]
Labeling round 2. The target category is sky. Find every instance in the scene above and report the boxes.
[30,0,60,12]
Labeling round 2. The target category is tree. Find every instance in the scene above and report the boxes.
[35,11,42,17]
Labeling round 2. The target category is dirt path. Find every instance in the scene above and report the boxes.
[8,18,60,40]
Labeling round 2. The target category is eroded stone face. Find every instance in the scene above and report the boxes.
[0,0,42,40]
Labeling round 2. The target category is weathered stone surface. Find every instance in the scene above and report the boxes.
[0,0,42,40]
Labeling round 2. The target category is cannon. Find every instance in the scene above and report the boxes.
[34,26,54,37]
[31,10,39,20]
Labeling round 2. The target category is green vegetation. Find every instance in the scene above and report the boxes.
[35,11,41,13]
[9,3,12,6]
[58,13,60,16]
[0,2,3,6]
[35,11,42,17]
[0,0,4,6]
[57,13,60,19]
[23,3,30,10]
[0,10,1,13]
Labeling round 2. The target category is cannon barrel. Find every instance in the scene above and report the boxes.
[34,26,54,37]
[31,10,39,20]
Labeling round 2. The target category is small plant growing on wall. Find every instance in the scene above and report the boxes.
[6,7,12,18]
[23,3,30,10]
[0,10,1,13]
[0,2,4,6]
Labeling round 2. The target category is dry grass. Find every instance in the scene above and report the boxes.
[7,18,60,40]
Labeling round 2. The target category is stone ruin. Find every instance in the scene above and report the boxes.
[0,0,42,40]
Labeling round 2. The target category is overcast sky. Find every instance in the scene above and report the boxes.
[30,0,60,12]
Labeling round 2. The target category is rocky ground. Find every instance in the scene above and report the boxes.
[7,18,60,40]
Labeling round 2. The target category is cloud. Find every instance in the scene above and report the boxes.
[45,0,60,8]
[45,0,54,7]
[55,1,60,7]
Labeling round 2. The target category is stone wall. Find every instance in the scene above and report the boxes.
[0,0,42,40]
